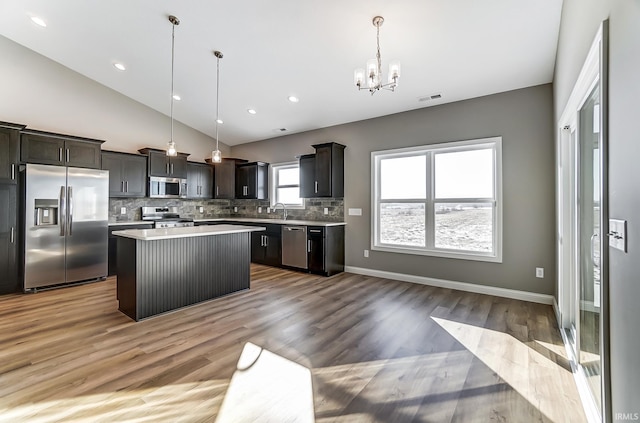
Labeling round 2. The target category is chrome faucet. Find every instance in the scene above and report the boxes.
[273,203,287,220]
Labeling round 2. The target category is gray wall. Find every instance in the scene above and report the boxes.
[233,84,556,295]
[555,0,640,420]
[0,35,229,161]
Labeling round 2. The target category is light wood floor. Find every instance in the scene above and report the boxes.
[0,265,585,422]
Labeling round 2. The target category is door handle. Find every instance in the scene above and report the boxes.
[166,163,170,174]
[121,181,125,192]
[309,229,322,233]
[59,147,63,162]
[11,164,15,180]
[59,185,66,236]
[264,235,268,247]
[66,148,70,163]
[10,227,14,244]
[314,181,318,193]
[216,186,219,196]
[125,181,129,192]
[171,163,174,174]
[308,240,311,253]
[67,186,73,236]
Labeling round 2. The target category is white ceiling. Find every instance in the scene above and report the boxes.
[0,0,562,146]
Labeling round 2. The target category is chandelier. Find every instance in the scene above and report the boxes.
[211,50,224,163]
[354,16,400,95]
[166,15,180,156]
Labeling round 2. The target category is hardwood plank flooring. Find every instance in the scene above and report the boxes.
[0,265,585,422]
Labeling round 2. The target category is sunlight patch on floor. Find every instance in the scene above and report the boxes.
[432,316,586,423]
[216,342,315,423]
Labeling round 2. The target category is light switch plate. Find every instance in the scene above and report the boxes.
[120,207,126,215]
[609,219,627,252]
[199,206,204,213]
[258,207,262,213]
[324,207,329,215]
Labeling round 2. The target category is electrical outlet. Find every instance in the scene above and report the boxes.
[536,267,544,278]
[120,207,126,215]
[233,207,238,213]
[267,207,270,214]
[324,207,329,215]
[258,207,262,213]
[364,249,369,258]
[199,206,204,213]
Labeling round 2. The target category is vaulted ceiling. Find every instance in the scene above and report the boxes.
[0,0,562,145]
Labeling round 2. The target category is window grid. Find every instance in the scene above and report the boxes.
[271,162,304,208]
[372,137,502,262]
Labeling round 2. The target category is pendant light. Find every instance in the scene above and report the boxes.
[166,15,180,156]
[211,50,223,163]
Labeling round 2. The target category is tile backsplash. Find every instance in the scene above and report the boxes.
[109,197,344,222]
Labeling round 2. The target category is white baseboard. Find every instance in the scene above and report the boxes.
[344,266,554,305]
[553,297,561,324]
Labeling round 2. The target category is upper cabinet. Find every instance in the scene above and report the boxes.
[186,162,213,199]
[300,142,345,198]
[0,122,25,184]
[21,130,103,169]
[101,151,147,198]
[138,148,188,179]
[206,158,247,199]
[236,162,269,200]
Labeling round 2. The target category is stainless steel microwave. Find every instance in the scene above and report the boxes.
[149,176,187,198]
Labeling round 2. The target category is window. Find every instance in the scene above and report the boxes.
[271,162,304,208]
[372,137,502,262]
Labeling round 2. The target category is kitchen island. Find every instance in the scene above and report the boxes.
[112,224,265,321]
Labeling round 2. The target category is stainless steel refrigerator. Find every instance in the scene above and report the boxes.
[24,163,109,291]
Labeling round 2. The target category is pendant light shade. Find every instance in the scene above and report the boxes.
[211,50,223,163]
[167,15,180,156]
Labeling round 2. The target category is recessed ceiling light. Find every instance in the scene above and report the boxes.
[113,63,126,71]
[288,96,299,103]
[173,94,181,101]
[30,16,47,27]
[216,119,223,124]
[247,109,257,115]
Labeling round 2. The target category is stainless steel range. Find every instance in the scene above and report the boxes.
[141,206,194,228]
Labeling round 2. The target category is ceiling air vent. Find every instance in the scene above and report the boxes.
[273,128,288,133]
[418,93,443,102]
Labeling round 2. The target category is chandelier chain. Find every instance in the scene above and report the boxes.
[376,23,382,88]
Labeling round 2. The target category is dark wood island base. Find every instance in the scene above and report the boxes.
[114,225,263,321]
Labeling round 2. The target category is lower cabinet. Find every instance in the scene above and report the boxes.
[251,224,281,267]
[307,226,345,276]
[108,224,153,276]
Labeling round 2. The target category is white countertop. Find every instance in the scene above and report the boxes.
[112,224,265,241]
[108,220,152,226]
[193,218,347,227]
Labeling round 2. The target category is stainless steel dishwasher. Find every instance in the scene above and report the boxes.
[281,226,308,269]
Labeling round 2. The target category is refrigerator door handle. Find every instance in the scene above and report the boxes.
[59,185,66,236]
[67,186,73,236]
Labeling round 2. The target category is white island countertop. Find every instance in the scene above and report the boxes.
[112,224,265,241]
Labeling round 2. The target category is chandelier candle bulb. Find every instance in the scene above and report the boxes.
[354,68,365,87]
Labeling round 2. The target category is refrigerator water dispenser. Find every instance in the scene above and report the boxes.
[34,199,58,226]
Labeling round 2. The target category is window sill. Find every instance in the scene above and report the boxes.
[372,244,502,263]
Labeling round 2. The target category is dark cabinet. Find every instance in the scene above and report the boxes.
[0,184,18,294]
[101,151,147,198]
[236,162,269,200]
[251,224,281,266]
[21,130,103,169]
[208,158,246,199]
[307,225,345,276]
[187,162,213,199]
[299,142,345,198]
[0,123,24,184]
[138,148,188,179]
[108,223,153,276]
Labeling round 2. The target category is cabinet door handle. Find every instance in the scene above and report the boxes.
[171,163,174,174]
[308,240,311,253]
[125,181,129,192]
[216,186,219,196]
[121,181,125,192]
[66,148,70,163]
[59,147,63,162]
[309,229,322,233]
[314,181,318,193]
[166,163,170,174]
[11,164,15,180]
[10,227,14,244]
[264,235,268,247]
